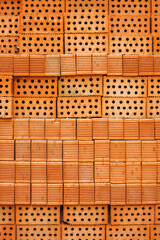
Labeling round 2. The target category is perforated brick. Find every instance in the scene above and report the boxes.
[0,37,19,54]
[102,97,146,118]
[0,97,13,118]
[151,225,160,240]
[58,97,101,118]
[0,16,19,35]
[147,97,160,118]
[148,77,160,96]
[0,76,13,97]
[0,225,15,240]
[0,206,14,224]
[0,0,21,16]
[63,205,108,225]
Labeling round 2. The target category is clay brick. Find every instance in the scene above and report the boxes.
[155,205,160,223]
[107,55,122,75]
[77,119,92,140]
[123,55,139,76]
[155,119,160,139]
[126,184,142,205]
[48,184,63,205]
[79,162,94,183]
[124,119,139,140]
[61,54,76,75]
[0,225,15,239]
[126,141,141,162]
[0,140,14,161]
[142,162,157,183]
[0,55,13,75]
[31,162,46,183]
[63,162,78,183]
[147,97,160,118]
[30,55,45,76]
[0,119,13,139]
[110,141,125,162]
[45,55,60,76]
[110,163,125,183]
[142,184,157,204]
[109,119,124,139]
[0,96,13,118]
[151,225,160,240]
[14,55,29,76]
[95,140,110,162]
[29,119,44,140]
[157,141,160,161]
[142,141,157,161]
[64,183,79,205]
[154,55,160,75]
[93,118,108,140]
[79,141,94,162]
[32,184,47,205]
[61,119,76,140]
[47,141,62,161]
[15,184,30,204]
[158,163,160,183]
[80,183,94,205]
[0,162,15,183]
[92,53,107,74]
[14,119,29,140]
[16,162,30,183]
[0,183,14,204]
[139,55,154,75]
[0,205,14,224]
[47,162,62,183]
[45,119,61,140]
[111,184,126,205]
[157,184,160,204]
[95,162,109,183]
[31,140,46,162]
[126,162,141,183]
[76,54,92,75]
[15,140,30,161]
[140,119,155,140]
[0,76,13,97]
[63,141,78,161]
[95,183,110,204]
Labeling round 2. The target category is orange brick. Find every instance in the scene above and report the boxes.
[14,55,29,76]
[93,118,108,140]
[31,140,46,161]
[79,162,94,183]
[77,119,92,140]
[47,140,62,161]
[79,141,94,162]
[0,140,14,161]
[0,162,15,183]
[139,55,154,75]
[126,141,141,162]
[140,119,154,140]
[0,55,13,75]
[142,184,157,204]
[109,119,123,139]
[111,184,126,205]
[80,183,94,205]
[155,119,160,139]
[45,55,60,76]
[154,55,160,75]
[48,184,63,205]
[95,162,109,183]
[15,184,30,204]
[142,162,157,183]
[15,140,30,161]
[63,141,78,161]
[61,119,76,140]
[95,140,109,162]
[61,54,76,75]
[64,183,79,205]
[0,183,14,204]
[45,119,61,140]
[14,119,29,140]
[63,162,78,183]
[110,163,125,183]
[126,184,141,205]
[92,53,108,75]
[110,141,125,162]
[0,119,13,139]
[47,162,62,183]
[30,119,44,140]
[142,141,157,161]
[126,162,141,183]
[107,55,122,75]
[123,55,138,76]
[95,183,110,204]
[157,141,160,161]
[16,162,30,183]
[124,119,139,140]
[30,55,45,76]
[32,184,47,205]
[31,162,46,183]
[76,54,91,75]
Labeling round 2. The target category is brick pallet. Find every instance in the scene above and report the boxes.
[0,0,160,239]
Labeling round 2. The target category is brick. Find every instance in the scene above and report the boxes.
[80,183,94,205]
[79,141,94,162]
[15,184,30,204]
[95,162,109,183]
[142,141,157,161]
[126,184,142,205]
[31,162,46,183]
[95,140,110,162]
[0,140,14,161]
[15,140,30,161]
[64,183,79,205]
[77,119,92,140]
[48,184,63,205]
[14,55,29,76]
[61,54,76,75]
[0,162,15,183]
[63,162,78,183]
[0,119,13,139]
[139,55,154,75]
[109,119,124,139]
[0,54,13,75]
[155,119,160,139]
[14,119,29,140]
[47,162,62,183]
[45,55,60,76]
[107,55,122,75]
[45,119,61,140]
[124,119,139,140]
[31,140,46,162]
[61,119,76,140]
[76,53,92,75]
[30,55,45,76]
[123,55,138,76]
[29,119,44,140]
[93,118,108,140]
[142,162,157,183]
[110,163,125,183]
[142,184,157,204]
[111,184,126,205]
[0,183,14,204]
[126,141,141,162]
[63,141,78,161]
[126,162,141,183]
[95,183,110,204]
[16,162,30,183]
[47,140,62,161]
[154,55,160,75]
[32,184,47,205]
[79,162,94,183]
[92,53,107,74]
[110,141,125,162]
[140,119,155,140]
